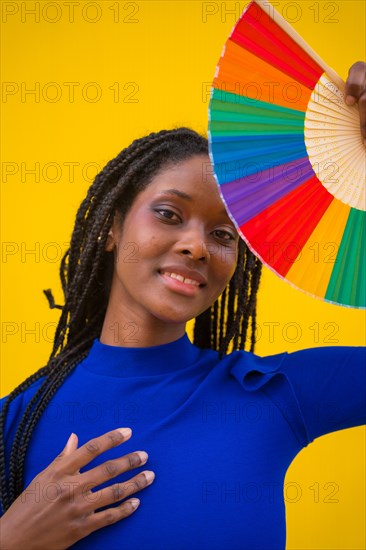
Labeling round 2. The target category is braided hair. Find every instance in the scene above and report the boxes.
[0,127,262,512]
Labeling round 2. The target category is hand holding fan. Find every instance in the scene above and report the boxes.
[208,0,365,308]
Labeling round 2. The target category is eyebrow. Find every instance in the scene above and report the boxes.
[157,189,193,201]
[157,189,229,216]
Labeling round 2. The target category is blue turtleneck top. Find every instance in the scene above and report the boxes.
[1,335,365,549]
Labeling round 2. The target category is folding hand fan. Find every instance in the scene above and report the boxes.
[208,0,365,308]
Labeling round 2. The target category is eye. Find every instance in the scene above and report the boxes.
[154,208,181,222]
[213,229,236,242]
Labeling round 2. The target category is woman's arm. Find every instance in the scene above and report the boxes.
[278,346,366,444]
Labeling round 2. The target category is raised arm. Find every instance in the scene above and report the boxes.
[279,346,366,443]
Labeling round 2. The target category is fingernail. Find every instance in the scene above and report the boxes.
[345,96,356,106]
[65,432,75,450]
[118,428,132,438]
[137,451,148,463]
[130,498,140,509]
[144,470,155,484]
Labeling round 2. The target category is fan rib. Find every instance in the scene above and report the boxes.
[233,3,323,88]
[286,199,350,297]
[240,177,334,275]
[325,210,366,306]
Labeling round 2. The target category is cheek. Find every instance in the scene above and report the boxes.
[119,222,162,259]
[135,233,168,262]
[211,252,238,293]
[219,248,238,279]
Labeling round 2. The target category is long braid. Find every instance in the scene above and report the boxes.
[236,250,256,350]
[13,355,89,497]
[0,127,263,513]
[248,259,262,352]
[218,286,228,347]
[0,363,54,510]
[193,308,211,348]
[10,345,90,498]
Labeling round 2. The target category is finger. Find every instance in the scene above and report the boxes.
[64,433,79,455]
[82,498,141,537]
[83,470,155,513]
[61,428,132,474]
[78,450,148,489]
[52,433,79,467]
[359,91,366,140]
[345,61,366,104]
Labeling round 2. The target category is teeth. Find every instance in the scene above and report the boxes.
[185,278,199,286]
[162,272,200,287]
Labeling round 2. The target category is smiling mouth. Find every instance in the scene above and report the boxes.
[159,270,204,287]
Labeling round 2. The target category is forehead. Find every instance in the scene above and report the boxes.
[141,155,224,207]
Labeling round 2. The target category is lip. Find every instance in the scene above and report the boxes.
[158,265,207,286]
[158,265,207,297]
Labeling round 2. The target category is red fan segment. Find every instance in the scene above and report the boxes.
[232,1,324,89]
[240,175,334,276]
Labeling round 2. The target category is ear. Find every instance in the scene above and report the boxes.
[104,228,115,252]
[104,213,121,252]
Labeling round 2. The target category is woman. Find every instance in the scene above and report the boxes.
[0,63,365,549]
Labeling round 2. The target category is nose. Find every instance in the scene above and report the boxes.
[174,225,209,262]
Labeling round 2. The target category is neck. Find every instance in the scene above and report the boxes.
[100,303,186,348]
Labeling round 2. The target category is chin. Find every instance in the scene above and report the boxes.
[153,306,201,325]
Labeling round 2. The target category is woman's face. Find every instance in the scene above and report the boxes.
[105,154,239,328]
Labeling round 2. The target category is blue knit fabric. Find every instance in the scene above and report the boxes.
[1,335,365,549]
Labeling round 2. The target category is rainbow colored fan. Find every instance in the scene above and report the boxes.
[208,0,365,308]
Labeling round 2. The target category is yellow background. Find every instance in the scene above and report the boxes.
[1,0,365,548]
